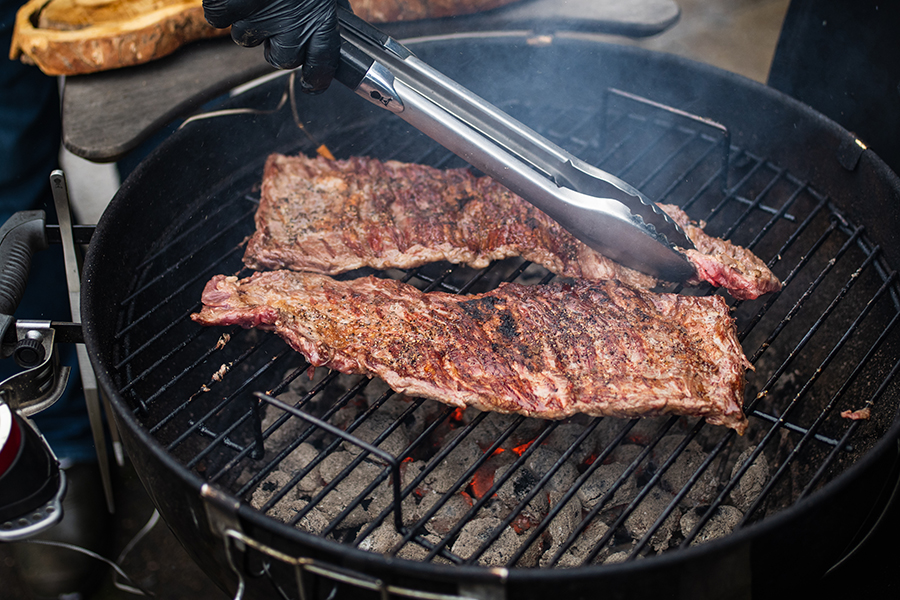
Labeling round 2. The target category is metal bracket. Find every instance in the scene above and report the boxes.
[201,482,244,543]
[50,169,120,513]
[208,521,488,600]
[201,483,250,600]
[0,322,70,417]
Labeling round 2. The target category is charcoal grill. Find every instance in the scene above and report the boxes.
[80,33,900,599]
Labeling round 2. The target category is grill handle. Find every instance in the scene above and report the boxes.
[0,211,48,342]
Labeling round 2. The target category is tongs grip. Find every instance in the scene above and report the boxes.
[334,9,393,89]
[0,212,48,321]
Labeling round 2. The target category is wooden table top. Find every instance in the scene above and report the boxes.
[60,0,680,162]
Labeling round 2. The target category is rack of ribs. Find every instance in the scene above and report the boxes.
[244,153,781,300]
[192,271,750,433]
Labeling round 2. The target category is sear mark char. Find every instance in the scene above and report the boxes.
[458,296,500,321]
[459,296,518,339]
[497,311,517,339]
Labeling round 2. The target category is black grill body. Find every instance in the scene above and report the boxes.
[82,35,900,599]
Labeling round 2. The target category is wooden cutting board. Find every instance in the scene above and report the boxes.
[9,0,522,76]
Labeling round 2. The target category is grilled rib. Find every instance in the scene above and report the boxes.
[244,153,781,299]
[192,271,750,433]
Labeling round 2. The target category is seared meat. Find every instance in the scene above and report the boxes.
[244,153,780,299]
[245,153,657,289]
[660,204,782,300]
[192,271,750,433]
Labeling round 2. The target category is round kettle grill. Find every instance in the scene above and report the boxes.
[46,32,900,599]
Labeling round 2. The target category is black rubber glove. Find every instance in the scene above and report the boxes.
[203,0,346,93]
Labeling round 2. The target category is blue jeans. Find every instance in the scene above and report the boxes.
[1,0,95,465]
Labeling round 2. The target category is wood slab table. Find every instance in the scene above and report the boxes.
[60,0,680,162]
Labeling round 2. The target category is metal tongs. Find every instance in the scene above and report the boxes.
[334,8,697,282]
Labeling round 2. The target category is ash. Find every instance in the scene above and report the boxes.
[239,372,773,569]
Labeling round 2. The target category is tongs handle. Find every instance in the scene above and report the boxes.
[333,8,697,282]
[333,11,393,91]
[335,7,570,172]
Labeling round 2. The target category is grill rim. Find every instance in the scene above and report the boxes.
[82,33,900,595]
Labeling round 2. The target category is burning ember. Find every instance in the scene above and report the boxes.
[235,371,775,569]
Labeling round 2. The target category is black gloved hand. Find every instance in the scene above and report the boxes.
[203,0,345,93]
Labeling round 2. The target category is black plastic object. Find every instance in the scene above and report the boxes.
[768,0,900,174]
[0,404,60,522]
[334,41,374,91]
[0,211,48,343]
[334,7,411,91]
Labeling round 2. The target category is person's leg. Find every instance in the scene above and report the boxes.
[0,0,96,472]
[2,2,113,596]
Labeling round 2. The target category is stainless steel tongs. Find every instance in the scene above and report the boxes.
[334,8,697,282]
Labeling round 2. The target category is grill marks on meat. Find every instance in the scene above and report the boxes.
[244,154,781,299]
[245,154,657,289]
[192,272,750,434]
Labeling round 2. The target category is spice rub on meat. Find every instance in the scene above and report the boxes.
[192,271,750,434]
[246,153,657,289]
[244,153,781,300]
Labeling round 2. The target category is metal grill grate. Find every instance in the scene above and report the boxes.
[110,80,900,573]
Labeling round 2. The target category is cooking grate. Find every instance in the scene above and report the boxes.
[109,74,900,574]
